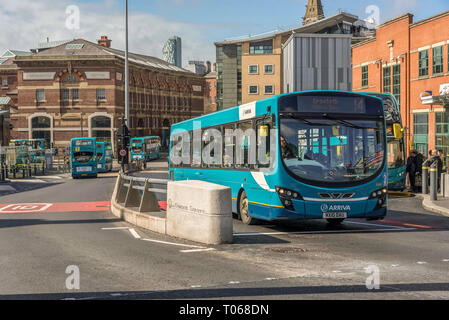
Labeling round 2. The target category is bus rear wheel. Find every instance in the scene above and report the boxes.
[326,218,345,225]
[239,191,255,225]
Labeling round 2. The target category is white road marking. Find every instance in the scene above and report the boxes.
[344,220,409,230]
[233,228,414,237]
[229,281,240,284]
[191,285,202,288]
[129,228,141,239]
[417,261,428,264]
[34,175,63,180]
[391,264,400,267]
[265,278,277,280]
[101,227,130,230]
[141,238,205,249]
[9,179,46,183]
[332,270,342,273]
[443,259,449,262]
[180,248,216,253]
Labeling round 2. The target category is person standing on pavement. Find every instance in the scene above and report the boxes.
[406,150,418,192]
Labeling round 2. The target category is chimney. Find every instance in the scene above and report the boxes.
[98,35,112,48]
[213,63,216,72]
[206,61,211,74]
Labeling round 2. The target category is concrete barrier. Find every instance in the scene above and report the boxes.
[166,180,233,245]
[110,175,233,245]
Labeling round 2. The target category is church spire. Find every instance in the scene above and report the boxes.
[303,0,325,25]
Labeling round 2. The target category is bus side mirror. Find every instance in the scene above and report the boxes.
[393,123,404,139]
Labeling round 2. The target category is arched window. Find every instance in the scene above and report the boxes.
[31,115,51,147]
[90,115,112,143]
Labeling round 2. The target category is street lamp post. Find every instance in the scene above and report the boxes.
[125,0,130,127]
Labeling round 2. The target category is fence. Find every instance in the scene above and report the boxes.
[114,174,168,213]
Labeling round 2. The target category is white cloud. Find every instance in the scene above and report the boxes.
[0,0,215,67]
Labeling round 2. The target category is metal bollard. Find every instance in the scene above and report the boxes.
[430,162,438,201]
[28,165,32,177]
[0,163,5,182]
[422,161,429,194]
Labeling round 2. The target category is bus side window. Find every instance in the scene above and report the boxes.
[223,124,235,169]
[256,120,271,169]
[235,121,253,169]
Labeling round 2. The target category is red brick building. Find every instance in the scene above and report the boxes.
[0,37,205,150]
[352,11,449,157]
[204,70,217,114]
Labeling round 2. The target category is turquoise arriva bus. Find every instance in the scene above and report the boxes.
[10,139,45,149]
[104,142,113,172]
[70,137,97,178]
[364,93,406,191]
[131,136,161,163]
[96,141,108,173]
[169,91,388,225]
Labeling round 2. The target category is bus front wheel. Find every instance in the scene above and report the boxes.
[239,191,255,225]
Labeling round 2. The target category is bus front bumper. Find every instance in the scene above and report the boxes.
[248,198,387,221]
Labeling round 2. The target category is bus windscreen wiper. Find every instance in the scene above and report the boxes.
[322,114,376,130]
[284,113,329,126]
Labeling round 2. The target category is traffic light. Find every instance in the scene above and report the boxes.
[117,120,130,166]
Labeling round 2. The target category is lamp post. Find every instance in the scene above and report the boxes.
[125,0,130,127]
[80,112,84,137]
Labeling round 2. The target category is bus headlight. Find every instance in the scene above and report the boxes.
[276,186,303,210]
[369,188,388,209]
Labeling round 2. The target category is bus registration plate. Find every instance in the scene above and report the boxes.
[77,167,92,173]
[323,212,347,219]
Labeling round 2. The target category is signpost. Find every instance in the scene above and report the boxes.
[117,118,130,172]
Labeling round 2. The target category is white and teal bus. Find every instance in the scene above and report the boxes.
[169,91,388,225]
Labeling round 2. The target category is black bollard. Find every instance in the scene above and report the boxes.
[430,162,438,201]
[422,160,430,194]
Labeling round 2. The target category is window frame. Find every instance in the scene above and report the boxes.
[248,85,259,95]
[433,46,444,75]
[264,85,274,95]
[96,88,106,101]
[36,89,45,102]
[361,65,368,87]
[248,65,259,75]
[419,50,429,77]
[264,64,274,75]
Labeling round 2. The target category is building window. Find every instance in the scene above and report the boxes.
[361,65,368,87]
[237,45,242,66]
[264,85,274,95]
[392,65,401,107]
[435,112,449,158]
[91,116,112,143]
[433,46,444,75]
[248,85,258,94]
[383,66,391,93]
[96,89,106,100]
[36,89,45,102]
[31,115,51,147]
[61,89,69,101]
[249,40,273,55]
[217,46,223,60]
[1,78,7,87]
[264,65,274,74]
[72,89,79,100]
[413,113,428,156]
[248,65,259,74]
[419,50,429,77]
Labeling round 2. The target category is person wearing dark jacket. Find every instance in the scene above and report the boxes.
[406,150,418,192]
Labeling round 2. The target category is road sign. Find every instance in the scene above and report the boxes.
[119,148,127,157]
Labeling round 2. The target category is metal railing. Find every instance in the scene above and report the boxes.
[114,173,168,213]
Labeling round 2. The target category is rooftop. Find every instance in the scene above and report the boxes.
[215,12,360,45]
[15,39,196,75]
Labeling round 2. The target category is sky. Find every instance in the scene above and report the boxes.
[0,0,447,67]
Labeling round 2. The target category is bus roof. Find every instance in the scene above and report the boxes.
[71,137,96,142]
[171,90,383,132]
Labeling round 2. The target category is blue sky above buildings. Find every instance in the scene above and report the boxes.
[0,0,447,67]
